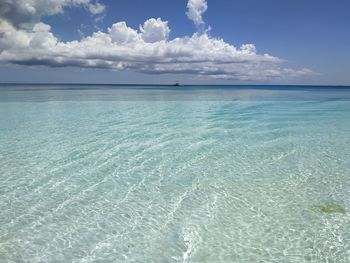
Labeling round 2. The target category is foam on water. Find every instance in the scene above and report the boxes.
[0,85,350,262]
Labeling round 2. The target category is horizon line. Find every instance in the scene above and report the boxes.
[1,83,350,87]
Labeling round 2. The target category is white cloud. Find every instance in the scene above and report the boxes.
[30,22,58,49]
[186,0,208,27]
[88,2,105,15]
[240,44,257,55]
[140,18,170,43]
[0,0,313,81]
[0,20,31,52]
[108,22,140,44]
[0,0,105,29]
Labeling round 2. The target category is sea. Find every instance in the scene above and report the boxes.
[0,84,350,262]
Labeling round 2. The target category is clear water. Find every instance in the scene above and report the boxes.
[1,85,350,262]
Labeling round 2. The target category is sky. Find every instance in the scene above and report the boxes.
[0,0,349,85]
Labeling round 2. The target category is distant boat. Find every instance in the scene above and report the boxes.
[173,82,183,86]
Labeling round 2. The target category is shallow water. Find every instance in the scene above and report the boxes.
[0,85,350,262]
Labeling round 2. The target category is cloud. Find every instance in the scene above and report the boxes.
[140,18,170,43]
[186,0,208,28]
[108,22,140,44]
[0,0,105,29]
[88,2,105,15]
[0,0,313,81]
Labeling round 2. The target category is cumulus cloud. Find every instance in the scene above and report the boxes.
[0,0,105,29]
[108,22,140,44]
[140,18,170,43]
[0,0,312,81]
[186,0,208,28]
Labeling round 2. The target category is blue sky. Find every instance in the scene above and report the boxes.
[0,0,349,85]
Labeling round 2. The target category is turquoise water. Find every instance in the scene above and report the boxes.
[1,85,350,262]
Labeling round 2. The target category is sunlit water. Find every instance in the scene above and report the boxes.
[1,85,350,262]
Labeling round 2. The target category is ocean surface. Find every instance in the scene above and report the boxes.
[0,84,350,263]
